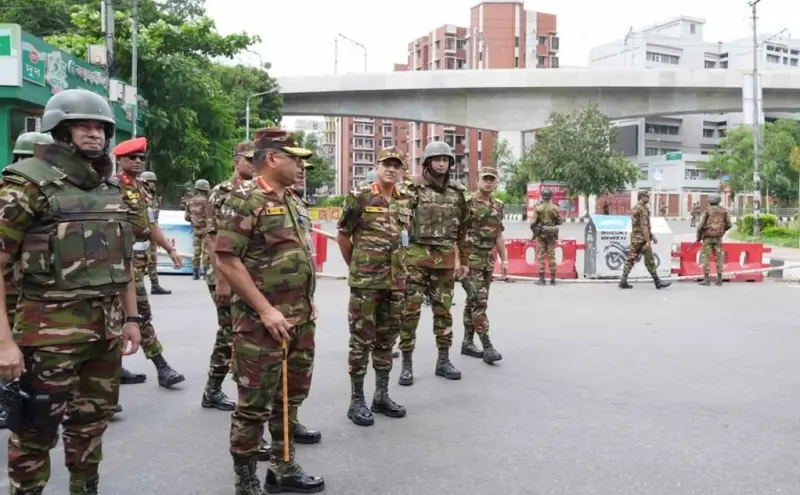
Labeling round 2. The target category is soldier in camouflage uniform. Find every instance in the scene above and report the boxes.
[459,167,506,365]
[337,146,411,427]
[139,171,171,295]
[0,132,56,430]
[185,179,211,280]
[696,193,732,286]
[216,128,324,494]
[619,191,672,289]
[113,137,187,388]
[397,141,469,386]
[0,89,142,495]
[529,189,564,285]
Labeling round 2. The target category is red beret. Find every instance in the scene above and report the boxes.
[113,137,147,156]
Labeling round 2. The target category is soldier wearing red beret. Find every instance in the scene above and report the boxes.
[113,137,187,389]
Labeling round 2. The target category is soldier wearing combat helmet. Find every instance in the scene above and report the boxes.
[619,190,671,289]
[186,179,211,280]
[113,136,186,389]
[139,171,171,295]
[696,193,732,286]
[529,188,563,285]
[396,141,470,386]
[11,132,54,163]
[0,88,142,494]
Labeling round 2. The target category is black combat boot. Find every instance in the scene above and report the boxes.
[398,351,414,386]
[151,354,185,388]
[461,329,483,358]
[233,457,261,495]
[113,404,123,415]
[371,370,407,418]
[10,488,44,495]
[68,473,99,495]
[264,463,325,494]
[618,271,633,289]
[699,274,711,286]
[193,268,200,280]
[120,366,146,385]
[536,274,546,286]
[392,349,400,358]
[653,277,672,289]
[347,380,374,426]
[201,377,236,411]
[150,277,172,295]
[479,334,502,364]
[258,437,270,462]
[716,274,723,286]
[435,349,462,380]
[549,274,556,286]
[293,424,322,444]
[84,478,99,495]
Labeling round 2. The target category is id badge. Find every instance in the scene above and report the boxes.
[305,231,316,257]
[401,229,409,248]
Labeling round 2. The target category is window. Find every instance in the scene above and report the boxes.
[515,36,519,48]
[704,60,716,68]
[457,39,465,50]
[703,129,714,138]
[537,55,545,66]
[538,36,547,45]
[690,23,696,34]
[381,138,392,148]
[645,124,680,135]
[515,56,519,68]
[766,54,780,63]
[646,51,680,65]
[552,57,559,68]
[550,36,559,50]
[445,37,455,51]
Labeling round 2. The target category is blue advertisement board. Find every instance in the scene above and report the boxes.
[156,210,194,275]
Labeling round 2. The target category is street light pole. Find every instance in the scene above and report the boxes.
[337,33,367,72]
[332,34,368,195]
[245,88,278,140]
[131,0,139,138]
[750,0,763,238]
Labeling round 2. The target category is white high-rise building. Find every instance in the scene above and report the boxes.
[589,16,800,214]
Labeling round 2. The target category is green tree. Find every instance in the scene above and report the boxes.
[492,139,527,203]
[293,131,334,197]
[524,103,638,215]
[12,1,281,187]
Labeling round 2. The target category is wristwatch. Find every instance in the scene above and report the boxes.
[125,316,142,324]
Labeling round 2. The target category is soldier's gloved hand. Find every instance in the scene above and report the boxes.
[0,340,24,381]
[168,249,183,268]
[121,322,141,356]
[258,307,291,342]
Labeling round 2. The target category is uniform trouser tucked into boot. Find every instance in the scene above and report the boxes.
[346,288,405,425]
[131,251,185,387]
[460,264,494,358]
[537,235,558,281]
[398,265,460,383]
[700,236,724,286]
[202,284,235,411]
[618,239,671,289]
[229,315,323,492]
[8,339,121,494]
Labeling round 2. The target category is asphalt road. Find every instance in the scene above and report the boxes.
[2,263,799,494]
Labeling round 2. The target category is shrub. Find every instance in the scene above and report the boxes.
[737,213,777,235]
[762,226,794,238]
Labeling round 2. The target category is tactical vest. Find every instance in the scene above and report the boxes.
[469,198,503,250]
[535,203,561,235]
[703,206,728,237]
[4,159,134,301]
[411,183,463,246]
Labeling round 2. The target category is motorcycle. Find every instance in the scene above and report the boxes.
[604,241,660,271]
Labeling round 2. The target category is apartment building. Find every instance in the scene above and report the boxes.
[589,16,800,215]
[392,2,559,189]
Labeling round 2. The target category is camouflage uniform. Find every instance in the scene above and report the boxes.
[0,132,55,430]
[459,167,504,364]
[185,180,210,279]
[338,146,412,427]
[697,194,732,286]
[397,141,469,386]
[530,190,564,284]
[619,191,671,289]
[140,171,171,295]
[114,139,185,388]
[0,89,132,494]
[218,128,324,494]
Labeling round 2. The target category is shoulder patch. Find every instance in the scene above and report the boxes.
[230,179,257,200]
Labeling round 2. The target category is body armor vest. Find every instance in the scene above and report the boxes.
[4,159,133,301]
[412,183,463,246]
[469,198,503,250]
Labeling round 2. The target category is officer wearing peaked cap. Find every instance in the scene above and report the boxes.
[138,171,172,296]
[112,136,188,389]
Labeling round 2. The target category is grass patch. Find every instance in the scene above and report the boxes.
[729,229,800,248]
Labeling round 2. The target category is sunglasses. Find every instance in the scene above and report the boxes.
[126,154,146,161]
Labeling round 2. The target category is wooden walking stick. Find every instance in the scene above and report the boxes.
[281,338,290,462]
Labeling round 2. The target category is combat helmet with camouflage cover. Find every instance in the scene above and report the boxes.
[421,141,455,167]
[194,179,211,191]
[140,171,157,182]
[13,132,54,156]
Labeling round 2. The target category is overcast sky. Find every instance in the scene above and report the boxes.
[204,0,800,126]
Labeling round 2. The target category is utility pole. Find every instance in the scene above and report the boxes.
[102,0,116,168]
[131,0,139,138]
[245,88,278,140]
[750,0,763,238]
